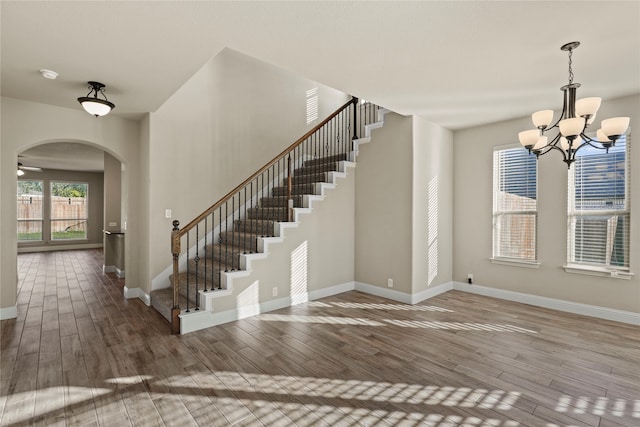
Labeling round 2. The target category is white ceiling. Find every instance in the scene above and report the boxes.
[3,1,640,170]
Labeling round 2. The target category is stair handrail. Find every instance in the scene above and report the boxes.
[171,96,358,250]
[169,96,359,333]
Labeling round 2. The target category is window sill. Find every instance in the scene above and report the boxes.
[490,258,541,269]
[563,264,634,280]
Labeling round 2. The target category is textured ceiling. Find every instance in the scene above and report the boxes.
[3,1,640,170]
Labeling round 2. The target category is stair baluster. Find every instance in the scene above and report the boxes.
[164,97,381,333]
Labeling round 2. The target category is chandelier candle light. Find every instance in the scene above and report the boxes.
[518,41,630,168]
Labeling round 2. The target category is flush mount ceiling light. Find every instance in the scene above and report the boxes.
[518,41,630,168]
[77,81,115,117]
[40,69,59,80]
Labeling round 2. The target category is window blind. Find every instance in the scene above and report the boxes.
[568,135,630,269]
[493,147,538,261]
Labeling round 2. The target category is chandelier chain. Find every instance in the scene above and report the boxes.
[567,48,574,85]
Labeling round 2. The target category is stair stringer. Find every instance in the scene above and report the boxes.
[178,109,390,334]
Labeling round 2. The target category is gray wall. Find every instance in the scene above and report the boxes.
[355,113,454,296]
[453,94,640,312]
[145,48,350,290]
[1,96,141,315]
[355,113,414,293]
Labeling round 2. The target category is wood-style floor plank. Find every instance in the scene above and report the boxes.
[1,249,639,426]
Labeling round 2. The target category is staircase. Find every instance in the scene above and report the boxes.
[150,97,383,333]
[150,153,347,322]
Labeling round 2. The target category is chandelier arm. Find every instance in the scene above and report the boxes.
[535,143,560,158]
[542,144,570,163]
[577,133,601,144]
[547,133,562,148]
[542,92,570,134]
[573,139,609,154]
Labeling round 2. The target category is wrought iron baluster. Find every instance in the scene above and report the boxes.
[185,233,190,313]
[194,225,200,310]
[204,216,208,291]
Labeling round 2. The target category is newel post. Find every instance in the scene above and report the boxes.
[287,155,293,222]
[352,96,359,142]
[170,220,181,334]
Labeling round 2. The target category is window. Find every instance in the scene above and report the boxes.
[492,146,538,263]
[17,180,44,241]
[50,182,88,240]
[568,135,630,270]
[306,87,319,125]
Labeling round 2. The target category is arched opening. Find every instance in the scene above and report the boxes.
[16,139,127,281]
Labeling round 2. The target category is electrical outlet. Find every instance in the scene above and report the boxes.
[387,278,393,288]
[467,273,473,284]
[272,287,278,297]
[165,209,172,219]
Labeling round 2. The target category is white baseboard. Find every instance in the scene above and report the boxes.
[411,282,454,304]
[354,281,412,304]
[453,282,640,326]
[353,281,453,305]
[124,286,151,306]
[0,305,17,320]
[177,278,640,333]
[309,281,355,301]
[180,281,357,334]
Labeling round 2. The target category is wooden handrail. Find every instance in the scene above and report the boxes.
[169,95,363,334]
[171,96,357,253]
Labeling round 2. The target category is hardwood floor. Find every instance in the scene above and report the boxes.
[1,250,638,426]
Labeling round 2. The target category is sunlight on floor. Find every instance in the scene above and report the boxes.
[258,313,537,333]
[5,370,639,425]
[556,394,640,418]
[259,313,383,326]
[170,371,523,410]
[382,319,538,333]
[309,301,453,312]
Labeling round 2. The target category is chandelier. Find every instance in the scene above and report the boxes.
[518,41,629,168]
[77,81,115,117]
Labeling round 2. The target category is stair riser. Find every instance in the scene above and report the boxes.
[294,163,337,175]
[234,220,275,235]
[169,275,214,297]
[247,208,288,221]
[260,196,303,208]
[284,174,326,186]
[272,185,315,196]
[219,232,258,252]
[304,153,348,167]
[189,256,240,273]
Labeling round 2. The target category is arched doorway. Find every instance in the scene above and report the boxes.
[17,141,126,279]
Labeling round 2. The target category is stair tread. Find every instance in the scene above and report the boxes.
[304,153,348,166]
[294,163,338,175]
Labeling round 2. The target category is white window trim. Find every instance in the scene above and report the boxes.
[563,263,634,280]
[492,144,539,265]
[566,132,631,272]
[490,257,541,269]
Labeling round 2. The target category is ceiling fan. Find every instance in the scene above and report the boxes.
[17,161,43,176]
